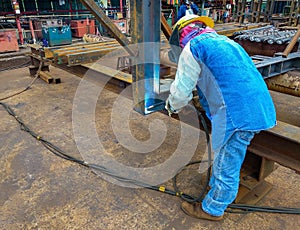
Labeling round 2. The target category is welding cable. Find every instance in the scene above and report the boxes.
[172,103,212,203]
[172,160,208,203]
[0,101,169,190]
[227,203,300,214]
[0,74,39,101]
[0,101,88,166]
[1,102,300,215]
[0,62,42,101]
[0,101,211,200]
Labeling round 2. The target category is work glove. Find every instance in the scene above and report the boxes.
[165,98,179,117]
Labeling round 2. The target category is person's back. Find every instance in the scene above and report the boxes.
[189,32,276,148]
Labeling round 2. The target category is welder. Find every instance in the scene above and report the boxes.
[165,15,276,220]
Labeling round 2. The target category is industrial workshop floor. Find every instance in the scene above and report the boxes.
[0,66,299,229]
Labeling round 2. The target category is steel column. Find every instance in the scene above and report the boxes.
[238,0,246,24]
[255,0,262,23]
[29,20,36,44]
[263,0,275,22]
[130,0,162,114]
[120,0,123,14]
[16,16,24,44]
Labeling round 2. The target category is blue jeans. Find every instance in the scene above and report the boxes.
[202,130,257,217]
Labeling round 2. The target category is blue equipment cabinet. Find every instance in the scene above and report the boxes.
[42,25,72,47]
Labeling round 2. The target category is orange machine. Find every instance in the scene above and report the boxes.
[0,29,19,53]
[70,19,95,37]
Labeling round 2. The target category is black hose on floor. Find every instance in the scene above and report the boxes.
[1,101,299,215]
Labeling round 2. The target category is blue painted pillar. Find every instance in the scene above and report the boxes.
[130,0,163,115]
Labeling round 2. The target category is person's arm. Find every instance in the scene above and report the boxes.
[166,42,201,114]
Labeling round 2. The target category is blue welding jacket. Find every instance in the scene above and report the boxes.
[168,32,276,151]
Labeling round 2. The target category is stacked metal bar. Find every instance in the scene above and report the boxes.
[234,26,299,56]
[234,26,298,44]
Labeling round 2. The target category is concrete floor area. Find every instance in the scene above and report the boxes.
[0,66,299,229]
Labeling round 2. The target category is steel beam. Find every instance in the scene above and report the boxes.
[249,121,300,173]
[79,0,134,56]
[254,52,300,79]
[65,48,116,66]
[130,0,163,114]
[269,90,300,127]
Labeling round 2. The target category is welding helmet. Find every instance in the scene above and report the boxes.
[169,15,214,63]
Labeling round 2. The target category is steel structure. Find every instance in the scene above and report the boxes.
[129,0,162,114]
[236,0,275,24]
[250,121,300,173]
[27,0,300,204]
[254,52,300,78]
[78,0,163,114]
[236,0,300,26]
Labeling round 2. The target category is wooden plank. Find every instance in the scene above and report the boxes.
[161,14,172,40]
[282,25,300,57]
[52,40,119,54]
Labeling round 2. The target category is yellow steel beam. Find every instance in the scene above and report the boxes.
[53,43,120,58]
[44,40,119,58]
[82,63,132,83]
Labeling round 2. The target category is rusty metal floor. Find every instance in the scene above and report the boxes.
[0,66,299,229]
